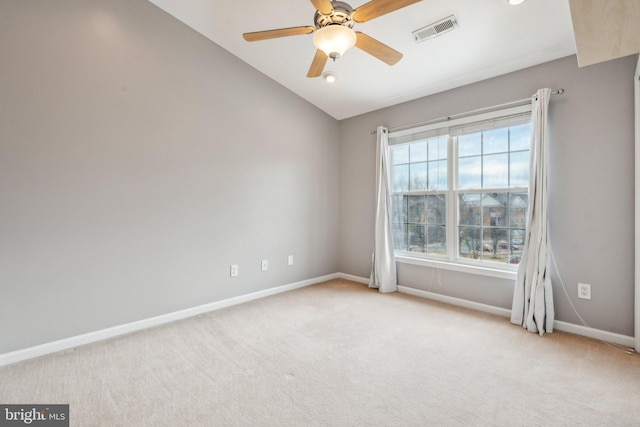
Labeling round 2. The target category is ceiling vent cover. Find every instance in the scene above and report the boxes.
[412,15,458,43]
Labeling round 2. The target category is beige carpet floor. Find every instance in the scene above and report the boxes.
[1,279,640,426]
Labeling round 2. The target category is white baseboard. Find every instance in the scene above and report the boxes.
[553,320,635,348]
[0,273,339,368]
[398,285,513,318]
[336,272,370,285]
[400,285,634,347]
[342,274,635,348]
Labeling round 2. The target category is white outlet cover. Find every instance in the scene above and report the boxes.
[578,283,591,300]
[288,255,294,266]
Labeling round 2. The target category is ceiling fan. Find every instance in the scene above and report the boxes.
[242,0,422,78]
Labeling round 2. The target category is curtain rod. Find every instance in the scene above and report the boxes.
[371,89,564,135]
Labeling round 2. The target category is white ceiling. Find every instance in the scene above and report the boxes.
[148,0,577,120]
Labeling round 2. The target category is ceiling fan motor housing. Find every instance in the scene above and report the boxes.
[314,1,355,29]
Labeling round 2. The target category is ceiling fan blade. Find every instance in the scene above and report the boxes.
[355,32,402,65]
[352,0,421,23]
[243,26,315,42]
[310,0,334,15]
[307,49,328,78]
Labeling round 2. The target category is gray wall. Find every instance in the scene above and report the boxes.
[0,0,339,354]
[338,55,637,336]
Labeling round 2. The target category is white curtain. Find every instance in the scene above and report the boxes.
[369,126,397,293]
[511,88,555,335]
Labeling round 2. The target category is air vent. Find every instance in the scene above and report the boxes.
[412,15,458,43]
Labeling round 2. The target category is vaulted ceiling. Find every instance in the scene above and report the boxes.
[148,0,577,120]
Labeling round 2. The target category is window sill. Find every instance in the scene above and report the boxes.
[395,255,517,280]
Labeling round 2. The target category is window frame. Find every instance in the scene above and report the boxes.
[389,104,532,278]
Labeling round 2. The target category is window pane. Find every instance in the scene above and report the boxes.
[426,225,446,256]
[457,192,525,265]
[458,156,481,189]
[392,145,409,165]
[393,164,409,192]
[410,141,428,163]
[408,224,425,252]
[392,223,407,251]
[510,151,529,188]
[482,153,509,188]
[483,128,508,154]
[392,195,408,251]
[459,226,481,260]
[510,124,531,152]
[428,159,448,190]
[429,137,448,160]
[455,124,529,265]
[483,227,509,264]
[458,133,481,157]
[410,162,428,191]
[459,193,481,226]
[483,193,507,227]
[495,233,510,256]
[509,229,525,264]
[408,195,426,224]
[509,193,528,228]
[392,194,407,224]
[426,195,446,224]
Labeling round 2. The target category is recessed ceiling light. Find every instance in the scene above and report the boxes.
[507,0,526,4]
[323,72,337,83]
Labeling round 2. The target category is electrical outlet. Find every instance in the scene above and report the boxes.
[578,283,591,300]
[230,264,238,277]
[288,255,294,266]
[261,259,268,271]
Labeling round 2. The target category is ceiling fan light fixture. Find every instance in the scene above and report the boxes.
[313,25,356,60]
[507,0,526,5]
[323,72,337,83]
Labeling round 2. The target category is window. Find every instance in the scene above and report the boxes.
[391,137,448,258]
[389,105,531,271]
